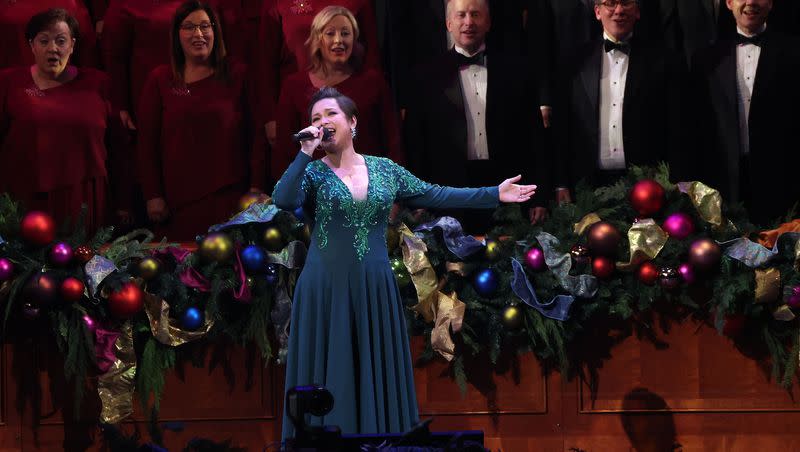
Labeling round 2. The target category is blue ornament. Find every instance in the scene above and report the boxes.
[473,268,499,297]
[240,245,267,273]
[265,263,279,285]
[293,206,305,223]
[181,307,203,330]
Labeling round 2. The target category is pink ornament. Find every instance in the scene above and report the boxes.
[787,294,800,309]
[82,314,97,333]
[49,242,73,266]
[792,286,800,297]
[525,247,547,271]
[0,258,14,281]
[662,212,695,240]
[678,263,695,284]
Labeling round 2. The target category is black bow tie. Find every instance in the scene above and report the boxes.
[456,51,486,67]
[604,39,630,54]
[736,33,764,46]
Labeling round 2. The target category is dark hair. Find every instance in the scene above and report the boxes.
[25,8,80,43]
[170,0,228,84]
[307,86,359,122]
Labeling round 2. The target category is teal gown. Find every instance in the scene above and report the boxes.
[272,152,499,439]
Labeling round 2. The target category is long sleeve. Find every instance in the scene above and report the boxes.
[100,72,133,210]
[135,70,164,201]
[256,0,282,125]
[272,151,312,209]
[101,0,133,112]
[391,161,499,210]
[242,69,266,189]
[356,0,382,71]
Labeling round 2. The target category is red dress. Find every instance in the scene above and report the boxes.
[101,0,243,116]
[0,0,98,69]
[256,0,381,124]
[136,63,264,240]
[272,68,403,182]
[0,67,125,229]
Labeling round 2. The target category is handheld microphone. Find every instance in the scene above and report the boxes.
[292,128,333,143]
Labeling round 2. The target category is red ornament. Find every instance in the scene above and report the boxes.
[592,256,616,279]
[636,261,659,286]
[73,246,95,265]
[524,247,547,271]
[60,277,85,303]
[629,179,666,217]
[688,239,722,274]
[24,272,59,307]
[108,282,144,319]
[587,221,622,257]
[20,211,56,246]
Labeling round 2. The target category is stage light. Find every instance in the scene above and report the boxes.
[285,384,341,450]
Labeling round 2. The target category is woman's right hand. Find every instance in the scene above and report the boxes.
[146,197,169,223]
[120,110,136,130]
[298,125,323,156]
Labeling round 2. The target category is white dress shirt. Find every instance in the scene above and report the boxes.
[598,32,630,170]
[454,44,490,160]
[735,25,766,156]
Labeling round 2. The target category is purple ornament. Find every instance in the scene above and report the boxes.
[524,247,547,271]
[49,242,73,266]
[678,263,695,285]
[82,314,97,333]
[22,302,40,320]
[662,212,695,240]
[0,258,14,281]
[787,294,800,309]
[793,286,800,297]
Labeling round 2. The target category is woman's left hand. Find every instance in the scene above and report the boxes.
[498,175,537,203]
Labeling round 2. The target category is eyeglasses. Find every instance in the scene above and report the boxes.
[179,22,214,34]
[599,0,638,10]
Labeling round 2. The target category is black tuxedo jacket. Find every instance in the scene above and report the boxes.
[555,37,689,189]
[691,31,800,223]
[404,47,547,201]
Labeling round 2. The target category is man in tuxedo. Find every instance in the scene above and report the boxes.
[691,0,800,224]
[404,0,547,230]
[554,0,688,201]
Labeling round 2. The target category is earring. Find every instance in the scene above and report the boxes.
[351,127,357,139]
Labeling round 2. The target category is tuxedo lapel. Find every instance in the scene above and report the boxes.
[751,33,780,114]
[580,41,602,119]
[624,41,645,102]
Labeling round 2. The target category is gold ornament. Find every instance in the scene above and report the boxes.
[246,276,255,288]
[199,233,234,262]
[485,239,501,261]
[263,227,284,252]
[238,191,268,212]
[502,304,523,330]
[138,257,161,281]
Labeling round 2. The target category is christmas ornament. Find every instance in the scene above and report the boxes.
[49,242,73,266]
[20,211,56,246]
[629,179,666,217]
[108,282,144,319]
[485,240,502,261]
[293,206,305,223]
[238,191,263,212]
[24,272,59,306]
[181,307,203,330]
[0,258,14,281]
[22,302,40,320]
[199,233,234,262]
[240,245,267,273]
[502,304,523,330]
[786,286,800,309]
[587,221,622,257]
[678,263,695,285]
[138,257,161,281]
[524,247,546,271]
[591,256,615,279]
[688,239,721,273]
[722,314,747,337]
[246,276,256,288]
[60,277,85,302]
[263,227,284,252]
[636,261,659,286]
[265,264,279,285]
[570,244,591,266]
[473,268,499,297]
[73,245,95,265]
[390,258,411,289]
[662,212,695,239]
[82,314,97,333]
[658,266,681,290]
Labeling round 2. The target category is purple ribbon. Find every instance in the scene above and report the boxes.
[231,245,252,303]
[721,232,800,268]
[510,258,574,321]
[94,326,121,374]
[154,247,212,292]
[85,255,118,296]
[414,217,484,259]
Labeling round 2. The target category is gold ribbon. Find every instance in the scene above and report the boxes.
[98,322,136,424]
[399,223,438,323]
[686,181,722,227]
[754,268,781,304]
[143,293,214,346]
[573,213,602,236]
[616,219,668,271]
[774,305,796,322]
[430,291,466,362]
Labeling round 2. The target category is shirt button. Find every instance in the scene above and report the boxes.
[613,103,617,107]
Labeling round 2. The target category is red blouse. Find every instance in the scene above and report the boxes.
[272,68,404,182]
[136,63,264,208]
[256,0,381,124]
[0,0,98,69]
[101,0,243,115]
